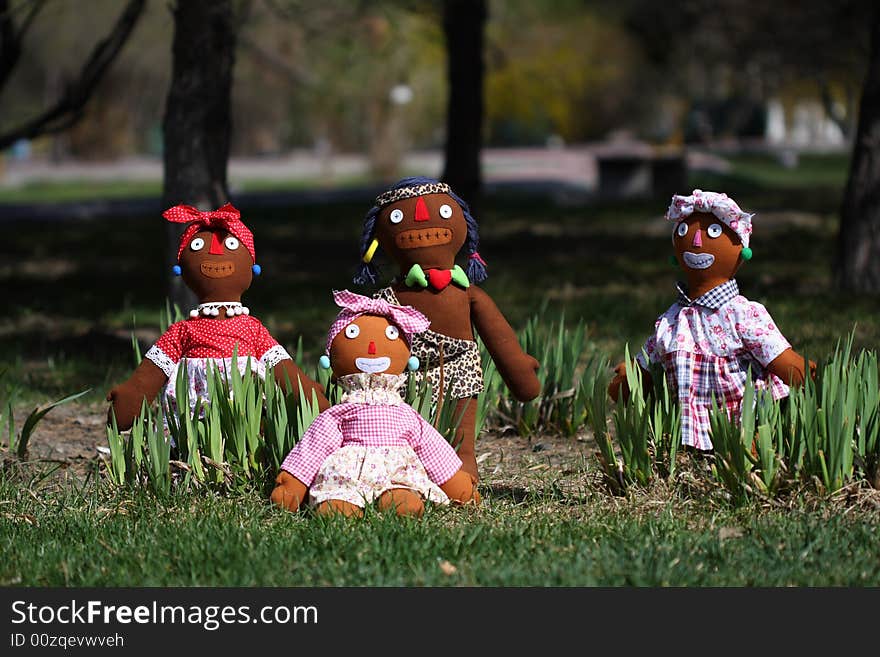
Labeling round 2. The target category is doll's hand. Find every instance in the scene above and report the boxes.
[270,471,308,512]
[505,353,541,402]
[440,470,480,506]
[607,362,629,403]
[608,361,653,403]
[106,381,146,431]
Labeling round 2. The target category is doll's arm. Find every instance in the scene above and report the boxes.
[740,303,816,387]
[271,408,345,512]
[106,358,168,431]
[274,360,330,411]
[412,413,476,504]
[469,285,541,402]
[767,348,816,387]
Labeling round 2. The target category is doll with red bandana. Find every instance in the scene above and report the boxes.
[270,290,476,517]
[352,177,542,482]
[107,203,328,430]
[608,190,815,451]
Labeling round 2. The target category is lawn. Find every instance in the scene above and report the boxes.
[1,151,879,587]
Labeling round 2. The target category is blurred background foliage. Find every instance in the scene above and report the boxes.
[0,0,868,161]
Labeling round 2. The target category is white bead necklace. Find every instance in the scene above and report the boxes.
[189,301,250,319]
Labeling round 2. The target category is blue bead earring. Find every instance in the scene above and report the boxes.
[252,264,262,275]
[318,355,331,370]
[172,265,182,276]
[407,356,420,372]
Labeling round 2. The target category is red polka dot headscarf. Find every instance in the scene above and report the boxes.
[163,203,256,262]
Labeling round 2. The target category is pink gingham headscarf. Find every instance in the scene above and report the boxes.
[325,289,430,354]
[665,189,754,248]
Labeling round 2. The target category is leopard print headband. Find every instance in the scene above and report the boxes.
[374,182,452,208]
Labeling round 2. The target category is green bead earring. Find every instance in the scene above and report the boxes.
[741,247,753,261]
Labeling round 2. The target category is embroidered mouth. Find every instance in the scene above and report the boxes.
[682,252,715,270]
[200,261,235,278]
[395,227,453,250]
[355,357,391,374]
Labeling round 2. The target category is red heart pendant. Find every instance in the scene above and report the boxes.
[426,268,452,290]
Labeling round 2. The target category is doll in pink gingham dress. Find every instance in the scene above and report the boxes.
[609,190,815,451]
[271,290,476,517]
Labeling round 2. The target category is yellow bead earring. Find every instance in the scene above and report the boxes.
[362,238,379,264]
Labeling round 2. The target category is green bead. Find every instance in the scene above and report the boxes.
[741,247,753,261]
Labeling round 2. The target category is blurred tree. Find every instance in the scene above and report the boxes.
[621,0,870,143]
[162,0,239,308]
[837,6,880,293]
[440,0,486,204]
[0,0,145,150]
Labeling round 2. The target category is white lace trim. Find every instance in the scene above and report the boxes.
[260,344,292,369]
[145,345,177,379]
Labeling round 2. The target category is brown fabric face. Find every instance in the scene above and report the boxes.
[671,212,743,298]
[374,193,468,273]
[179,229,254,302]
[329,314,411,377]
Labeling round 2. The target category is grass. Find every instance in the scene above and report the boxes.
[1,476,878,586]
[3,150,880,587]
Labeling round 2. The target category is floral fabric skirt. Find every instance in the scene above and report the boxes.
[308,444,450,508]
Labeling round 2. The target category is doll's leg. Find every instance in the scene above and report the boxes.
[315,500,363,517]
[452,396,479,481]
[377,488,425,517]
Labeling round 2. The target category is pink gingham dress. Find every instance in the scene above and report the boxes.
[636,280,791,450]
[280,373,462,508]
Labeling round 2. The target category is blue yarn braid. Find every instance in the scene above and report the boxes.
[352,176,487,285]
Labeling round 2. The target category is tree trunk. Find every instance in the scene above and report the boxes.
[162,0,237,310]
[836,7,880,293]
[440,0,486,209]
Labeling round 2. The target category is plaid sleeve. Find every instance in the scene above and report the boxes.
[410,411,462,485]
[739,301,791,367]
[280,406,346,486]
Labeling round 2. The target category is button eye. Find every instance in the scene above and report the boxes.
[385,325,399,340]
[225,236,240,250]
[389,209,404,224]
[439,204,453,219]
[707,223,723,238]
[190,237,205,251]
[345,324,360,339]
[675,222,688,238]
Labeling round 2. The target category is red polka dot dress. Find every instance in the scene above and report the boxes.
[144,314,291,414]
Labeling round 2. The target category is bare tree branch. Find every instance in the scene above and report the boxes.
[0,0,46,90]
[0,0,145,151]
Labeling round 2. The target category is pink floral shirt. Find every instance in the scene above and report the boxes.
[636,280,791,450]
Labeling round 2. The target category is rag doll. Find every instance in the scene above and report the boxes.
[270,290,476,517]
[608,189,816,451]
[352,177,541,480]
[107,203,328,430]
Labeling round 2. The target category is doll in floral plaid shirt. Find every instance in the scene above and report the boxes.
[271,290,476,517]
[608,190,816,451]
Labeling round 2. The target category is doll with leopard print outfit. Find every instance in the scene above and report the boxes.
[106,203,329,431]
[608,189,816,451]
[353,177,542,481]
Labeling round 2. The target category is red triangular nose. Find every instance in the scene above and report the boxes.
[209,232,225,254]
[368,341,377,355]
[414,196,430,222]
